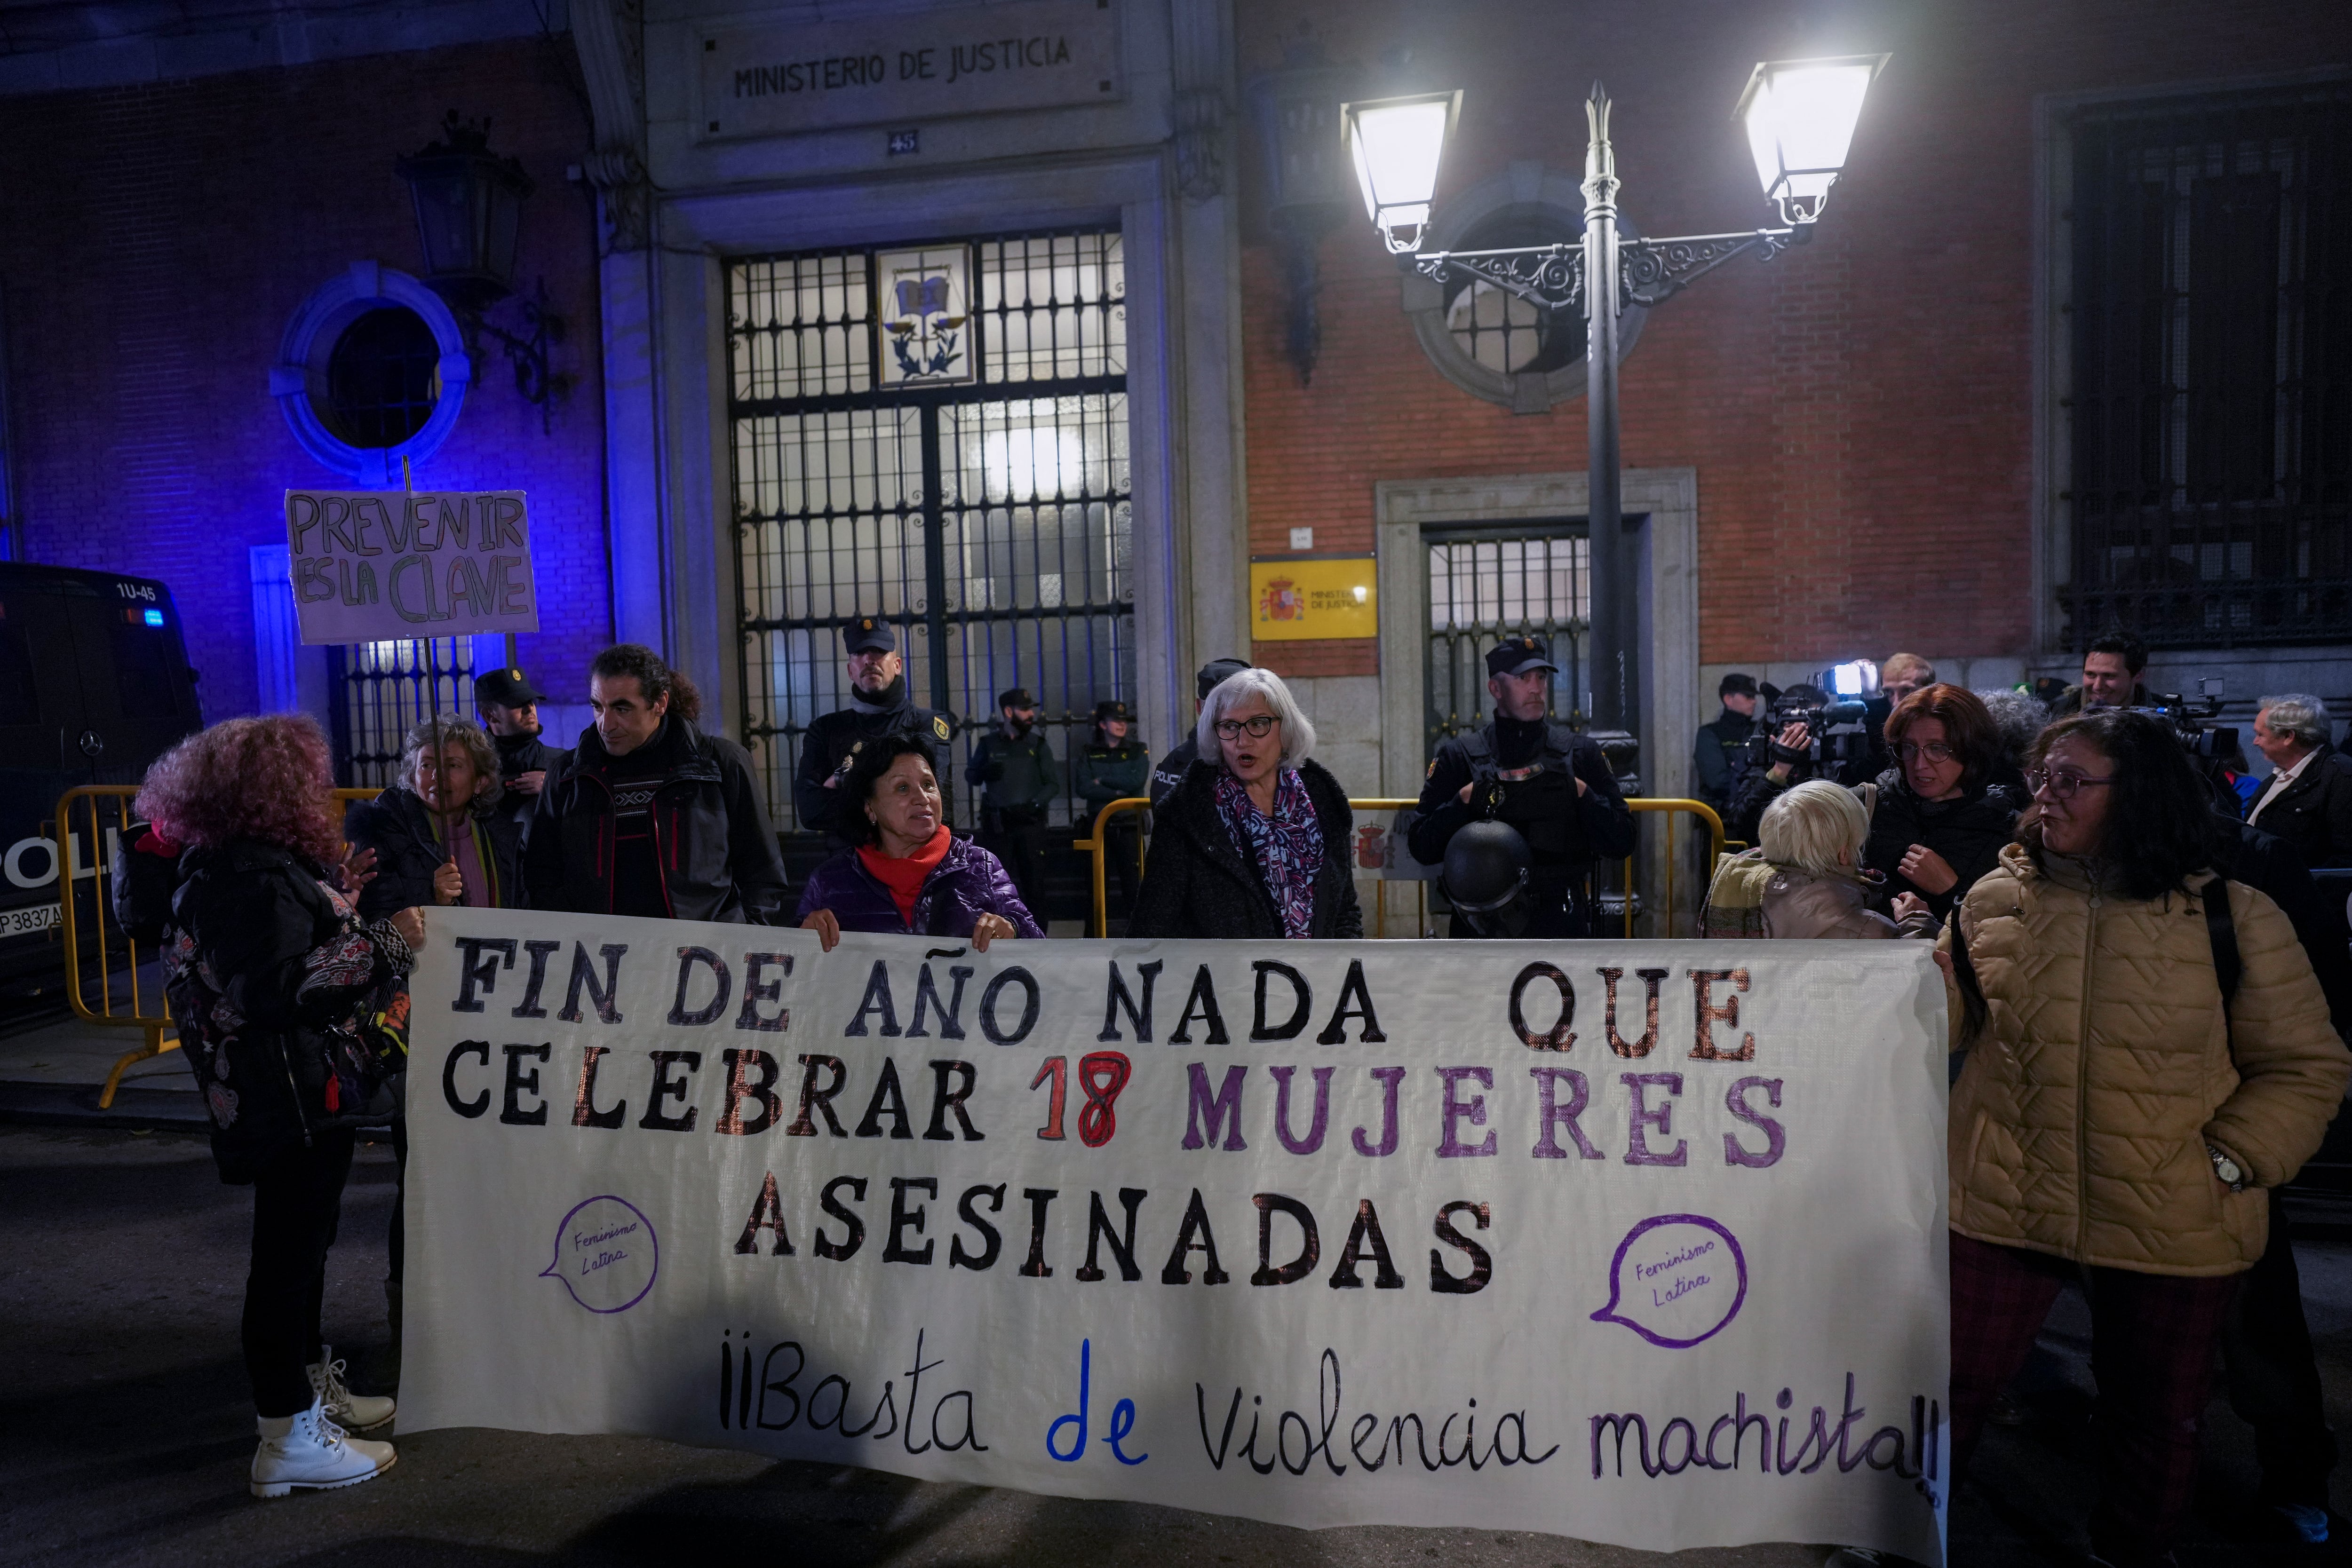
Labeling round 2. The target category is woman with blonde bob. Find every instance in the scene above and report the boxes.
[1130,667,1361,939]
[1757,779,1930,939]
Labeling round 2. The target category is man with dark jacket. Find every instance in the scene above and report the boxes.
[1409,635,1635,938]
[969,687,1057,911]
[793,618,955,842]
[525,644,787,923]
[2049,631,2151,717]
[1150,657,1250,806]
[1692,672,1761,819]
[2247,694,2352,868]
[475,666,570,839]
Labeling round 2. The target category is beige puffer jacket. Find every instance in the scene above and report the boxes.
[1943,843,2349,1275]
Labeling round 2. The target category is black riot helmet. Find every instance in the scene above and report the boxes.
[1441,820,1532,916]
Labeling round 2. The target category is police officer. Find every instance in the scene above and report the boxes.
[475,666,571,840]
[793,618,955,843]
[1408,634,1635,938]
[1691,672,1761,820]
[1150,657,1250,806]
[1078,699,1152,916]
[969,687,1058,910]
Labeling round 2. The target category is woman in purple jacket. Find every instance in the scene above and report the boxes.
[796,734,1041,950]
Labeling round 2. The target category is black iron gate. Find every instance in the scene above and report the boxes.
[1423,522,1589,758]
[327,638,475,787]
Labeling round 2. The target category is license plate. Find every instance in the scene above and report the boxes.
[0,903,61,937]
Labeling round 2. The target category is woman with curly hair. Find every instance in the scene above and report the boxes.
[136,715,419,1499]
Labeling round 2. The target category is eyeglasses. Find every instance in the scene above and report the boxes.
[1894,740,1955,763]
[1213,715,1280,740]
[2025,768,2115,800]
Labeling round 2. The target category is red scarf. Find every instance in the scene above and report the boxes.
[857,826,951,928]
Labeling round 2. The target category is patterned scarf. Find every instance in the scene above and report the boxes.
[1215,768,1323,939]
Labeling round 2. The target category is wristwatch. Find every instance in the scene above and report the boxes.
[2207,1143,2248,1193]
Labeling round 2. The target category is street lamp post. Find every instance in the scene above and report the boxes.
[1343,56,1886,752]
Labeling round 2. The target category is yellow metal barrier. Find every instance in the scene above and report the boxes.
[1620,798,1727,939]
[55,784,383,1109]
[1074,792,1727,941]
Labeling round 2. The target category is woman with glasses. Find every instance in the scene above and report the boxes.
[1861,684,2027,924]
[1940,708,2348,1568]
[342,715,523,921]
[1129,668,1361,941]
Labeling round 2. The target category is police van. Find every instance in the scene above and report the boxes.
[0,562,202,1013]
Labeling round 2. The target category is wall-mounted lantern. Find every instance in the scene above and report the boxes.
[1246,39,1359,384]
[395,111,564,426]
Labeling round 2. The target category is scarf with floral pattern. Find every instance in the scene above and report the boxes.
[1214,767,1323,939]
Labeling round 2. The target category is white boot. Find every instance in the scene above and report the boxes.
[250,1396,396,1498]
[306,1346,395,1431]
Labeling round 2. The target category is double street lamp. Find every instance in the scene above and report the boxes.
[1341,56,1886,752]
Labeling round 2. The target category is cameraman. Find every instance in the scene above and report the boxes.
[1727,683,1875,845]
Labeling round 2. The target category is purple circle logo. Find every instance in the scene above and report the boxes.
[1591,1213,1748,1349]
[539,1195,659,1313]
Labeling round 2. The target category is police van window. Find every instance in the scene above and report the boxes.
[109,614,179,720]
[0,612,37,728]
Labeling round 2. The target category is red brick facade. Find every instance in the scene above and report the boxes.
[0,35,608,723]
[1234,0,2352,674]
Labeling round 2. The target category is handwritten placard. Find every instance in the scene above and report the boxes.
[285,490,538,645]
[699,0,1123,140]
[404,913,1950,1563]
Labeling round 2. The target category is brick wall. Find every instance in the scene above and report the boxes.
[0,34,609,724]
[1235,0,2352,673]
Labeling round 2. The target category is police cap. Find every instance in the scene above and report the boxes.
[474,667,544,707]
[843,618,896,655]
[1486,636,1559,679]
[1195,657,1250,700]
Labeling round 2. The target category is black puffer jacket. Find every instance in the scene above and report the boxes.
[1860,768,2027,920]
[167,840,412,1182]
[343,786,524,920]
[524,717,788,923]
[1128,759,1363,940]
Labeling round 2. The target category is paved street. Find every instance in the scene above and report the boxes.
[0,1098,2348,1568]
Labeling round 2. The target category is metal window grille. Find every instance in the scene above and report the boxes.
[325,307,444,449]
[729,230,1135,831]
[2063,79,2352,649]
[1424,524,1589,753]
[328,638,476,787]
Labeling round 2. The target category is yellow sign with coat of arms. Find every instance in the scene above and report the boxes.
[1248,555,1377,641]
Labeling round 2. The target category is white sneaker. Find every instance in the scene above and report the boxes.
[306,1346,395,1431]
[250,1397,396,1498]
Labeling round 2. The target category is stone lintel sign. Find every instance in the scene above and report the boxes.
[700,0,1124,140]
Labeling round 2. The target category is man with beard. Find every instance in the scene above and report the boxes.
[794,618,955,843]
[474,666,570,840]
[969,687,1058,912]
[1408,635,1634,937]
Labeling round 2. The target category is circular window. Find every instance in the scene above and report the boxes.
[270,261,472,484]
[1398,162,1648,413]
[322,307,444,448]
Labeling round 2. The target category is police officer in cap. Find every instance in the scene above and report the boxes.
[1150,657,1250,806]
[793,618,955,842]
[1408,634,1635,938]
[475,666,571,839]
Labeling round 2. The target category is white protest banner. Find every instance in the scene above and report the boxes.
[405,912,1949,1563]
[284,489,538,645]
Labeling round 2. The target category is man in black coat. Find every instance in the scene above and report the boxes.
[526,645,788,923]
[474,665,570,840]
[793,618,956,842]
[1692,672,1761,821]
[1409,635,1634,938]
[2247,694,2352,868]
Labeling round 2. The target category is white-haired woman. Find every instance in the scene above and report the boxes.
[1129,668,1361,940]
[1758,779,1933,940]
[342,714,522,920]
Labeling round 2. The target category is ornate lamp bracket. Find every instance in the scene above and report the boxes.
[1409,223,1805,317]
